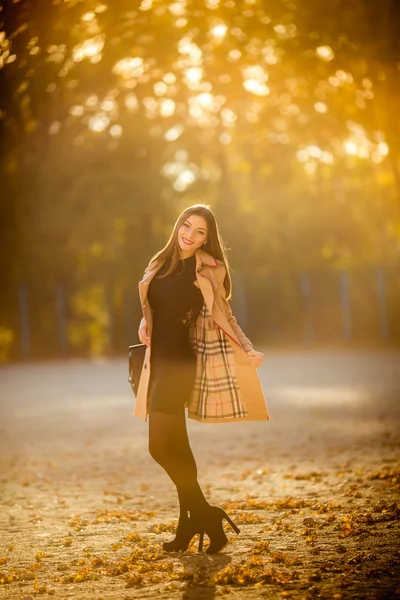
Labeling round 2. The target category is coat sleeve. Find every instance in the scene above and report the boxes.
[215,269,254,353]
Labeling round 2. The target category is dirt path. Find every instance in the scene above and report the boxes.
[0,350,399,599]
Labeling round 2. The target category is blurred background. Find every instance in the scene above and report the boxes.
[0,0,399,362]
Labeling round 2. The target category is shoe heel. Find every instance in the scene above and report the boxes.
[223,512,240,535]
[198,530,204,552]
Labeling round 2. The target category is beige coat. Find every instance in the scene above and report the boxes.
[132,249,270,423]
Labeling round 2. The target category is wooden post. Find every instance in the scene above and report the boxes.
[19,285,30,358]
[376,266,389,341]
[300,272,315,343]
[339,271,351,342]
[106,288,116,354]
[56,283,68,357]
[124,288,135,347]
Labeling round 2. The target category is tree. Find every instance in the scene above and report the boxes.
[1,0,399,356]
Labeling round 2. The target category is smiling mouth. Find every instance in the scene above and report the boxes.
[182,237,194,245]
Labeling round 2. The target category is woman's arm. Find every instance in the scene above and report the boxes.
[216,277,254,353]
[215,267,264,367]
[138,317,151,346]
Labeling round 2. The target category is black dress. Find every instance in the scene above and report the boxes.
[147,254,204,415]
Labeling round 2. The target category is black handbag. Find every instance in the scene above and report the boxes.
[128,343,147,396]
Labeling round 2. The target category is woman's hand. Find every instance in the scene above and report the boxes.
[246,349,264,368]
[138,318,151,346]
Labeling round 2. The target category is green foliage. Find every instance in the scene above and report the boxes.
[68,285,110,356]
[0,327,14,362]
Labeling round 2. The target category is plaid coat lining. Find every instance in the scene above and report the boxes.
[187,303,248,421]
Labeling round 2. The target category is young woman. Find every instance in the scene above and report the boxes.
[134,204,270,554]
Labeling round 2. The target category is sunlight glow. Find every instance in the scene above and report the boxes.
[343,123,389,163]
[73,35,104,62]
[344,141,358,156]
[210,24,228,39]
[296,145,334,169]
[81,12,95,21]
[139,0,153,10]
[125,94,138,112]
[101,99,116,112]
[228,49,241,61]
[321,151,334,164]
[262,43,280,65]
[242,65,269,96]
[49,121,61,135]
[143,97,158,114]
[165,125,184,141]
[159,99,176,117]
[184,67,203,83]
[273,23,297,40]
[47,44,66,64]
[169,2,187,16]
[88,113,110,132]
[175,17,187,27]
[154,81,168,95]
[5,1,389,178]
[109,124,122,138]
[329,76,340,87]
[163,73,176,84]
[187,92,226,127]
[219,132,232,145]
[221,108,237,127]
[197,93,214,108]
[243,79,270,96]
[378,142,389,157]
[86,94,98,107]
[69,105,84,116]
[175,169,196,190]
[336,70,353,84]
[304,162,317,175]
[316,46,334,61]
[314,102,327,113]
[113,57,144,79]
[178,38,202,62]
[162,159,197,192]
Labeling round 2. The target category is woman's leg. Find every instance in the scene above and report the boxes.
[148,410,241,554]
[148,410,209,518]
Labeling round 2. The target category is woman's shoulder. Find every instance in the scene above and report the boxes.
[205,258,225,272]
[198,252,226,287]
[144,258,161,273]
[214,260,226,282]
[198,249,224,269]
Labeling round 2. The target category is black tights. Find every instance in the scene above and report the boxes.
[148,411,209,518]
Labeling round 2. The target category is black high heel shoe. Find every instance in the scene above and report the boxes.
[201,506,240,554]
[162,513,204,552]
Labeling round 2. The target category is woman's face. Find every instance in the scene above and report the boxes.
[177,214,208,257]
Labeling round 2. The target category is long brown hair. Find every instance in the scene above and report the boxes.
[146,204,232,299]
